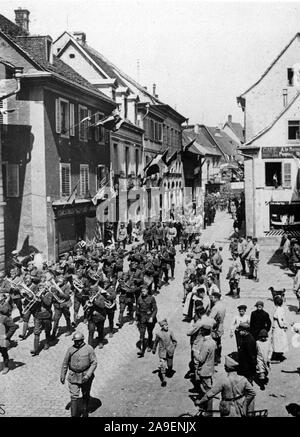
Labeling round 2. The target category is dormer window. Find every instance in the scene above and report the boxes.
[46,39,53,63]
[287,68,294,86]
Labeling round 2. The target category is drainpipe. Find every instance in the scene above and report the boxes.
[239,152,256,237]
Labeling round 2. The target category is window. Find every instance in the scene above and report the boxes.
[60,163,71,197]
[2,163,19,197]
[124,98,128,119]
[288,68,294,86]
[69,53,75,59]
[80,164,89,197]
[150,120,155,140]
[96,165,107,190]
[55,98,70,137]
[94,113,104,143]
[288,120,300,140]
[70,103,75,136]
[265,162,282,187]
[78,105,88,141]
[283,162,292,187]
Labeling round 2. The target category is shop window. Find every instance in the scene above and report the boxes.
[288,120,300,140]
[265,162,282,187]
[60,163,71,197]
[80,164,89,197]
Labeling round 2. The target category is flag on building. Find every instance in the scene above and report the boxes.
[95,114,123,131]
[165,151,178,167]
[144,149,168,177]
[92,176,108,205]
[182,138,195,153]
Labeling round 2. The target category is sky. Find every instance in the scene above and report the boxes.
[1,0,300,126]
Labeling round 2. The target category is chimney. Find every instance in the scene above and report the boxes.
[73,32,86,45]
[194,124,200,134]
[152,83,156,96]
[228,114,232,123]
[14,8,30,34]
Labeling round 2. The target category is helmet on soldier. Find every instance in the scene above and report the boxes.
[72,331,84,342]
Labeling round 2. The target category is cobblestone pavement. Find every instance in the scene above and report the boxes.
[1,211,299,417]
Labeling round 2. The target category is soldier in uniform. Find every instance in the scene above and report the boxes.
[160,244,171,285]
[30,281,53,355]
[116,272,135,328]
[209,291,226,365]
[167,241,176,280]
[19,274,38,340]
[72,269,90,327]
[61,331,97,417]
[104,280,117,337]
[136,287,158,357]
[0,305,18,374]
[86,285,106,348]
[51,275,73,338]
[8,267,23,320]
[152,249,162,294]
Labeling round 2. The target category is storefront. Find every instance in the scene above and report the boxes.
[269,201,300,229]
[52,201,97,256]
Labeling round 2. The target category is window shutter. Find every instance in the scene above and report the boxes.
[283,162,292,187]
[70,103,75,136]
[0,100,3,125]
[61,164,71,197]
[55,98,61,134]
[6,164,19,197]
[80,165,89,196]
[88,110,92,140]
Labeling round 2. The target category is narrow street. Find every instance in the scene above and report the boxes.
[2,211,300,417]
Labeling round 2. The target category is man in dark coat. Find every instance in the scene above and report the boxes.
[237,322,257,383]
[249,301,272,341]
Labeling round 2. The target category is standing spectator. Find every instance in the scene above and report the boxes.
[242,236,254,279]
[230,305,250,349]
[290,238,300,272]
[249,301,272,341]
[117,223,128,249]
[0,305,18,374]
[251,238,260,282]
[293,264,300,313]
[211,247,223,290]
[238,236,247,275]
[226,253,242,298]
[127,220,133,244]
[282,234,291,269]
[270,295,289,362]
[136,287,157,357]
[255,329,272,390]
[143,224,152,251]
[167,222,177,244]
[237,323,257,383]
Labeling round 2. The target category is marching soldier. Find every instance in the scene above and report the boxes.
[51,275,73,338]
[0,304,18,374]
[72,269,90,327]
[86,285,107,348]
[167,241,176,280]
[61,331,97,417]
[136,287,157,357]
[30,280,53,355]
[116,272,135,328]
[19,274,38,340]
[8,267,23,320]
[104,280,117,337]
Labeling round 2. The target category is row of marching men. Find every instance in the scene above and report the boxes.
[0,238,179,373]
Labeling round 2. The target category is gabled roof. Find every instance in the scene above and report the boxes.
[183,129,221,156]
[0,15,115,104]
[223,120,244,143]
[238,32,300,99]
[203,126,239,158]
[244,90,300,145]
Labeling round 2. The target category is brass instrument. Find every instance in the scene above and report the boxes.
[72,275,84,292]
[22,286,48,314]
[49,278,68,304]
[3,276,22,290]
[19,282,36,299]
[83,287,104,312]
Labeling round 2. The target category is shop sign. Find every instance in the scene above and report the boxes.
[54,203,96,218]
[262,146,300,159]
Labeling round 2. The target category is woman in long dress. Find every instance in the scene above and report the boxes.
[271,295,289,361]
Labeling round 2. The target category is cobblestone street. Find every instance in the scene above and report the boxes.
[1,211,300,417]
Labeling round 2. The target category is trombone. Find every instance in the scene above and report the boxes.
[22,286,48,314]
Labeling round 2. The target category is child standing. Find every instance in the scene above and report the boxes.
[152,319,177,387]
[256,329,272,390]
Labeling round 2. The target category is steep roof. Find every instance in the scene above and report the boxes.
[238,33,300,99]
[183,128,221,156]
[0,15,115,104]
[224,120,244,143]
[204,126,239,158]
